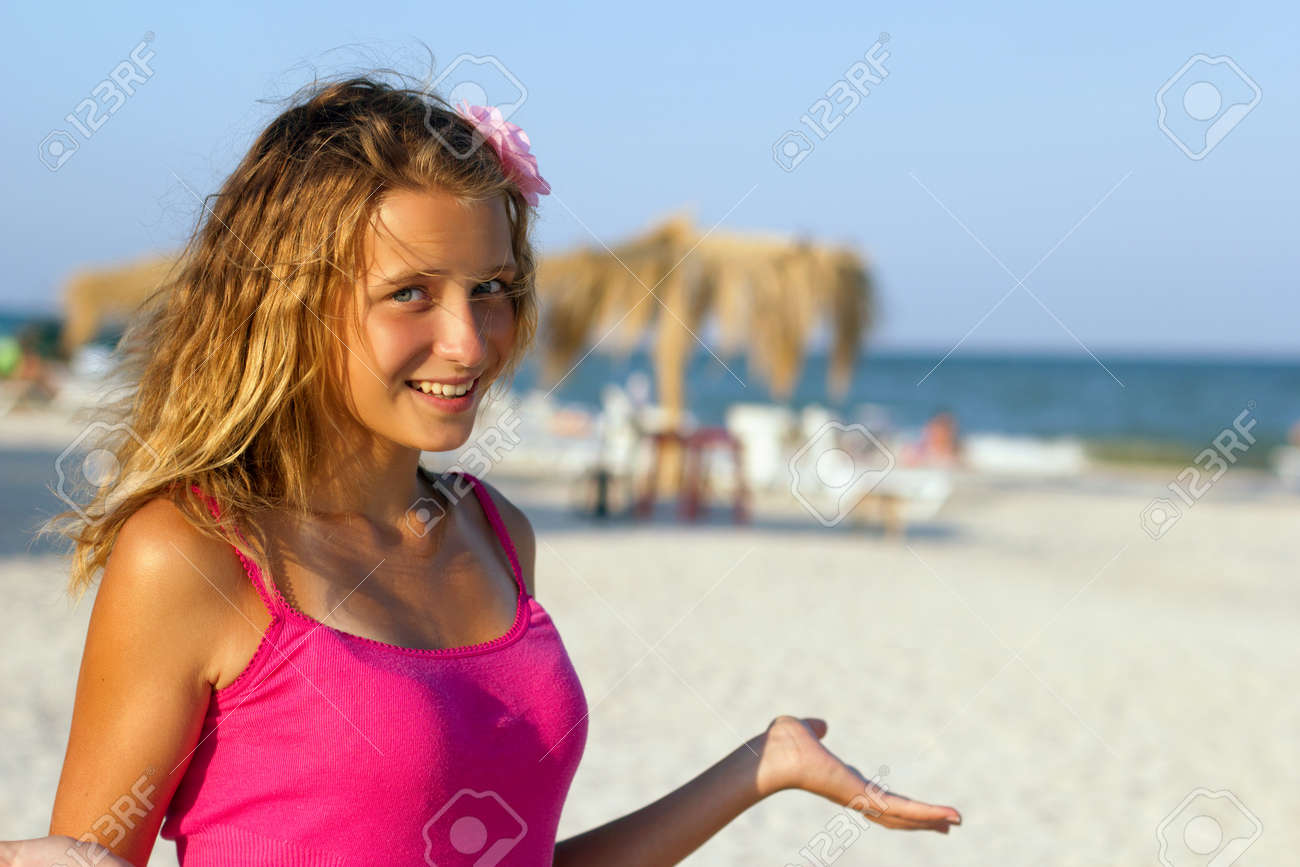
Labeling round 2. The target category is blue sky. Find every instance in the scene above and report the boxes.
[3,0,1296,356]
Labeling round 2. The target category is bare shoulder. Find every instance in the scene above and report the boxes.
[472,477,536,597]
[113,495,249,603]
[114,494,230,569]
[106,494,267,686]
[49,494,263,861]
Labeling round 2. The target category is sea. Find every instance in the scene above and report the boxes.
[507,347,1300,468]
[4,312,1297,468]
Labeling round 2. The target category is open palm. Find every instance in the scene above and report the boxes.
[755,715,962,833]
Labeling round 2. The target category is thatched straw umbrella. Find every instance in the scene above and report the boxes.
[60,255,175,354]
[536,212,874,424]
[535,213,874,496]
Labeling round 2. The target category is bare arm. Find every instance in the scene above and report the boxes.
[44,498,257,866]
[555,716,961,866]
[553,733,765,866]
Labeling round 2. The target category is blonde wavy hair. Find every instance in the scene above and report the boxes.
[40,73,541,600]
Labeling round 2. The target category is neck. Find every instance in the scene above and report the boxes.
[304,420,431,533]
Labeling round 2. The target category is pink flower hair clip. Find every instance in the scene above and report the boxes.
[454,101,552,207]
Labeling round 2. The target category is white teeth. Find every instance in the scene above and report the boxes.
[412,378,475,397]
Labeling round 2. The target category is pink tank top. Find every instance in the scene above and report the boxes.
[159,471,589,865]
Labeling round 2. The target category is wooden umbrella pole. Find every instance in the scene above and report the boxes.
[650,264,690,504]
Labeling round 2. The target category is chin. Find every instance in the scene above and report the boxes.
[407,417,479,455]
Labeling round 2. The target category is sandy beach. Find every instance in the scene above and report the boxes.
[3,430,1296,866]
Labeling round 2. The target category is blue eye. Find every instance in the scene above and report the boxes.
[475,279,507,296]
[392,286,427,303]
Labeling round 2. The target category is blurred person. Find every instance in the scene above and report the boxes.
[904,408,961,467]
[0,326,60,410]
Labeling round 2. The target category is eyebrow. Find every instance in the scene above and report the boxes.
[375,262,518,287]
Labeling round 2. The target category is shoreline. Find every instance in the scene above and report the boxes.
[2,402,1289,478]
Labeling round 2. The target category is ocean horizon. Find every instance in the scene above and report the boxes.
[4,311,1297,465]
[510,346,1299,468]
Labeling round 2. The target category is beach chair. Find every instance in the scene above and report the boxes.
[678,427,748,523]
[787,418,953,536]
[1272,445,1300,490]
[724,403,796,493]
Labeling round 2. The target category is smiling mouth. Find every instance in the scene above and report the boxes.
[404,377,480,399]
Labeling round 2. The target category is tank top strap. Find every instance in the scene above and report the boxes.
[189,483,285,617]
[453,471,526,596]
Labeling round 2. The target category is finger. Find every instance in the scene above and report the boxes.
[841,787,955,830]
[800,717,828,739]
[868,810,957,833]
[892,820,950,834]
[851,807,951,833]
[879,791,962,825]
[857,799,961,834]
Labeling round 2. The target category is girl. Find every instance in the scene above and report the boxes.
[6,74,960,866]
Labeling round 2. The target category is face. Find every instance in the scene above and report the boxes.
[335,187,517,454]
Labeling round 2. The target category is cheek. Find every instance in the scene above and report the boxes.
[483,301,517,352]
[354,315,424,385]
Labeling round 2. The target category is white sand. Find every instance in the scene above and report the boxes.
[3,461,1296,866]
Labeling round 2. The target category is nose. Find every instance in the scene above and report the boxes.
[431,288,488,370]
